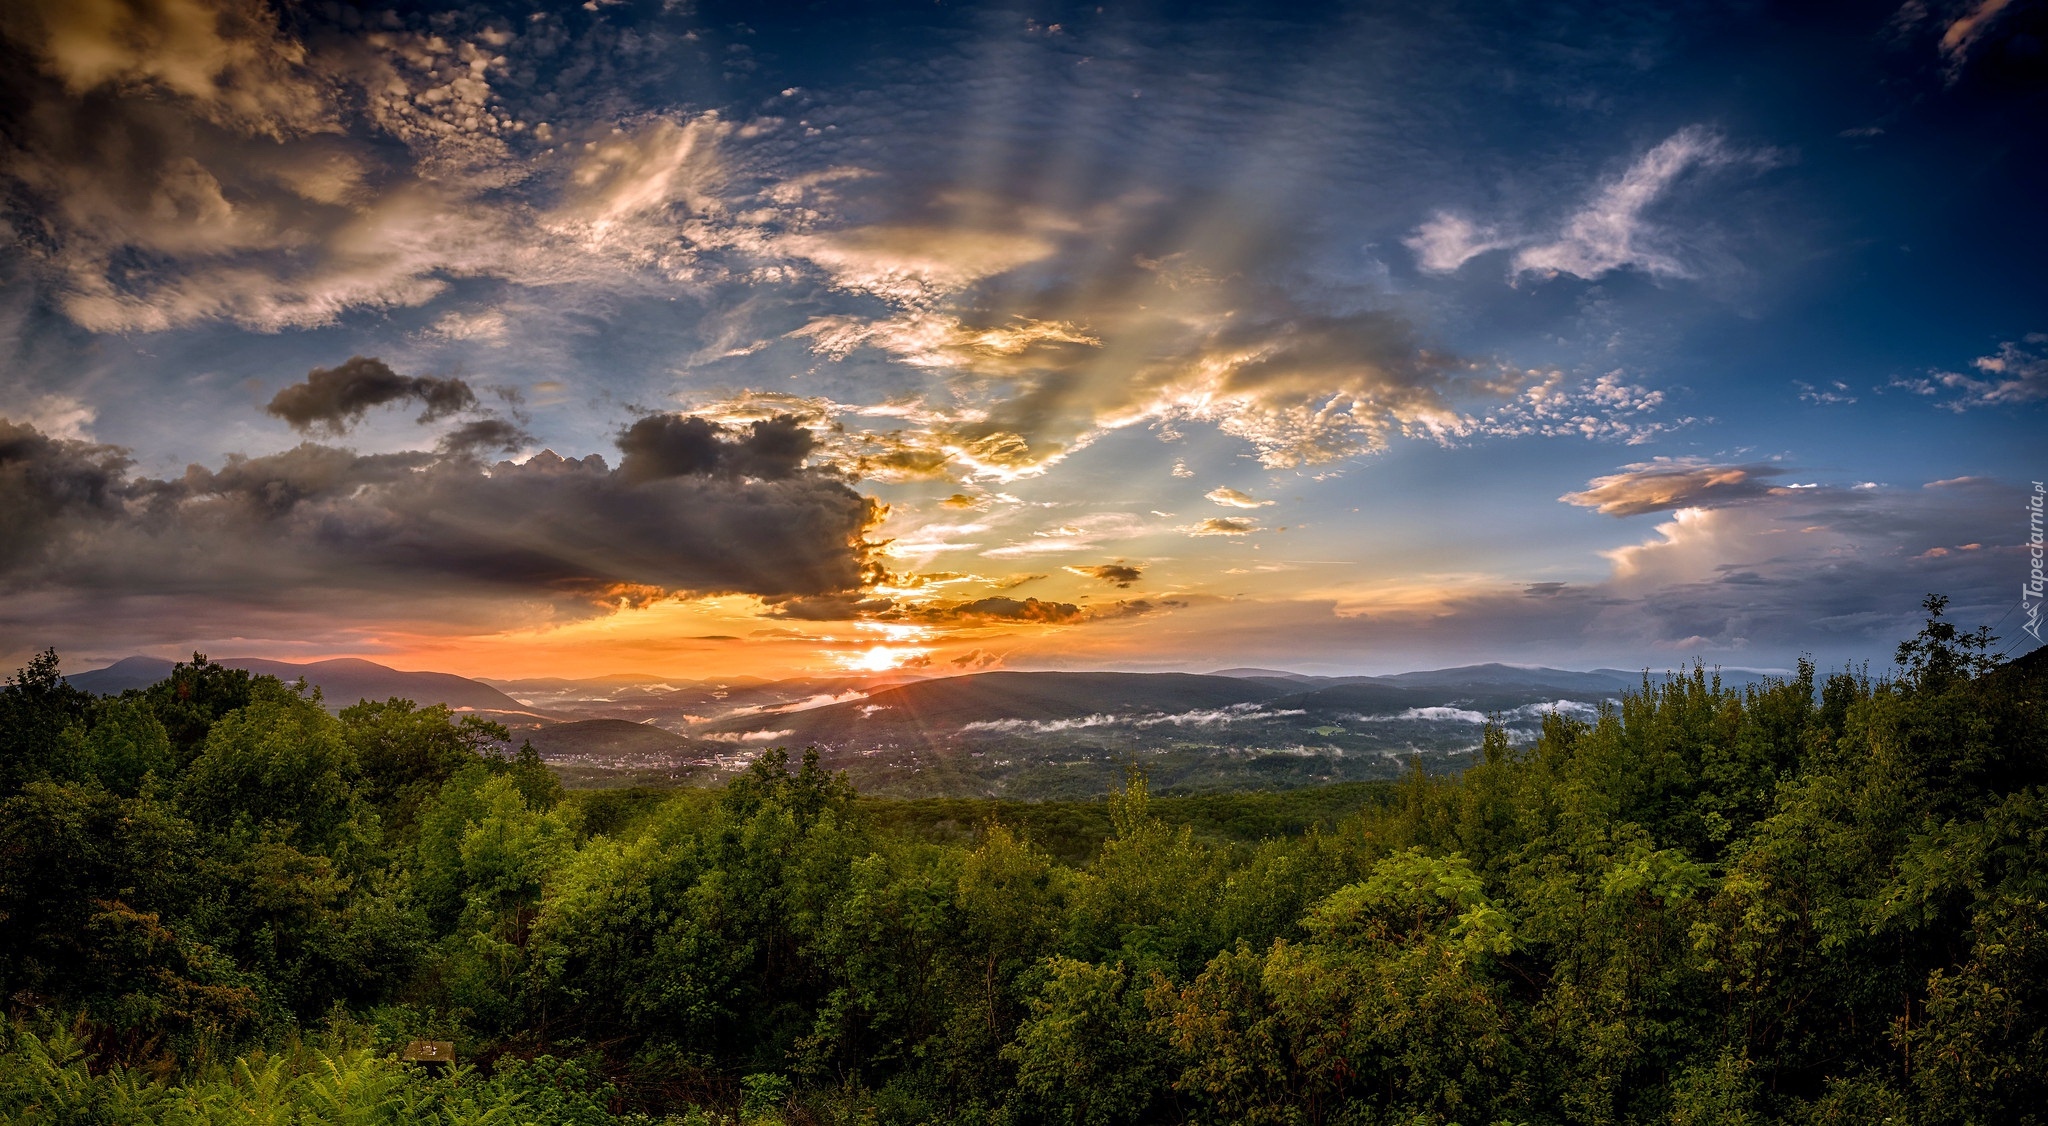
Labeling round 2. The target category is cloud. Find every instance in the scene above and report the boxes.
[1186,517,1259,536]
[761,593,897,621]
[545,115,731,245]
[1405,212,1513,274]
[265,356,478,433]
[920,596,1086,624]
[425,309,510,343]
[617,413,816,482]
[1561,457,1788,517]
[991,472,2019,671]
[0,414,883,647]
[1466,370,1692,446]
[704,730,793,744]
[0,419,135,571]
[438,418,533,457]
[1067,563,1143,587]
[1891,335,2048,409]
[772,190,1508,477]
[960,702,1299,734]
[0,0,747,335]
[0,394,97,441]
[1796,380,1858,406]
[1401,128,1773,286]
[1353,706,1491,724]
[785,224,1063,306]
[2,3,1693,496]
[1938,0,2018,77]
[1,0,335,138]
[1512,127,1757,281]
[1117,307,1471,469]
[982,512,1154,557]
[1205,486,1273,508]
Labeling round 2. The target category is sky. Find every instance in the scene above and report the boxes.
[1,0,2044,680]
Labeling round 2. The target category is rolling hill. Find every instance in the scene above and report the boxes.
[67,656,541,717]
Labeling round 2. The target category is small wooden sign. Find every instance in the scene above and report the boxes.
[401,1040,455,1065]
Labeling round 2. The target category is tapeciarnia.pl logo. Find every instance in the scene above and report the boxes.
[2026,481,2045,643]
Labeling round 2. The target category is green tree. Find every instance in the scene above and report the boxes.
[0,650,92,795]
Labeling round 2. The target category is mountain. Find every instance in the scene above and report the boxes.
[67,656,538,716]
[1377,663,1633,695]
[64,657,179,695]
[1208,667,1331,683]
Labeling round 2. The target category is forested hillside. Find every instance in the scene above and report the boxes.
[2,601,2045,1124]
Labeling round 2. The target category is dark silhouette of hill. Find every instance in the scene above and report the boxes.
[67,656,538,716]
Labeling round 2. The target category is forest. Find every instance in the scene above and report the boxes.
[1,598,2044,1125]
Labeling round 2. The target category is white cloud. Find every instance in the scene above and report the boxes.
[1402,127,1770,285]
[1205,486,1273,508]
[545,116,731,247]
[1185,516,1259,536]
[0,394,97,440]
[424,308,510,343]
[1513,126,1748,281]
[1404,212,1512,274]
[1892,335,2048,409]
[703,729,794,743]
[1353,706,1490,724]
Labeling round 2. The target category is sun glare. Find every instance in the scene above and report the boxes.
[839,645,929,672]
[859,621,936,642]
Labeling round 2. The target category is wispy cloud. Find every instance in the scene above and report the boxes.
[1186,517,1260,536]
[1403,127,1773,285]
[1513,127,1759,281]
[1405,213,1514,274]
[1890,335,2048,409]
[1205,486,1274,509]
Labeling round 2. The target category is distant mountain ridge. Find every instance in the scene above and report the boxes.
[66,656,538,716]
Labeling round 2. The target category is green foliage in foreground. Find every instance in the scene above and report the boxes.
[2,599,2046,1124]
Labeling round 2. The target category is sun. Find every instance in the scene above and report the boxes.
[838,645,930,672]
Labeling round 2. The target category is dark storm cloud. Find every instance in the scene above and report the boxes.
[1067,563,1143,588]
[439,417,534,457]
[266,357,478,433]
[0,415,883,640]
[618,413,816,482]
[0,418,133,568]
[762,592,898,621]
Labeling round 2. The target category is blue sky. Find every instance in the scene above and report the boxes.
[0,0,2042,677]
